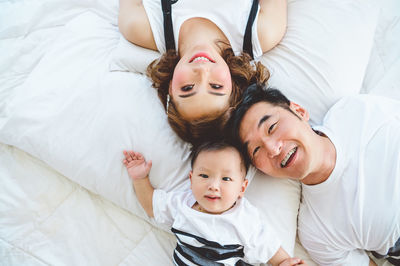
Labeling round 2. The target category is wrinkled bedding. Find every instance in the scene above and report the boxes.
[1,0,399,265]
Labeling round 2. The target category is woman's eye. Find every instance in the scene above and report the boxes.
[222,177,232,181]
[181,85,194,92]
[199,174,208,178]
[268,122,277,134]
[210,84,222,89]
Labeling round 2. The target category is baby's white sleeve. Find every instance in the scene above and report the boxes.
[152,189,178,228]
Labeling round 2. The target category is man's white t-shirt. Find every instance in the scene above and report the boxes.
[298,95,400,265]
[153,189,281,265]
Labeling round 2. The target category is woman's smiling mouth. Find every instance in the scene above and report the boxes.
[189,52,215,63]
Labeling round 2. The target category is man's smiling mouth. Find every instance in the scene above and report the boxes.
[281,147,297,168]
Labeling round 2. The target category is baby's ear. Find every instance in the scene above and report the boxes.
[189,171,193,187]
[239,179,249,198]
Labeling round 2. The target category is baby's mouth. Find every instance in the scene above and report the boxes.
[205,195,220,200]
[281,147,297,168]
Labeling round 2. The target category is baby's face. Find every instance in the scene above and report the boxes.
[190,147,248,214]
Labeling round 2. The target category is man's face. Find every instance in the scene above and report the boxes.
[239,101,315,180]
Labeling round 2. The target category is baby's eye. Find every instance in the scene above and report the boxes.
[222,177,232,181]
[199,174,208,178]
[181,85,194,92]
[210,84,222,89]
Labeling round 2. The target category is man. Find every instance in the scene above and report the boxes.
[228,83,400,266]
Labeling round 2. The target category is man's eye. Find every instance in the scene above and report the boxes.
[222,177,232,181]
[181,85,194,92]
[252,146,260,158]
[210,84,222,89]
[268,122,277,134]
[199,174,208,178]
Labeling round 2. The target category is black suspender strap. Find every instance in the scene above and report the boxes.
[243,0,259,59]
[161,0,176,51]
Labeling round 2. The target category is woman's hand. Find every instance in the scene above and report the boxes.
[123,150,152,180]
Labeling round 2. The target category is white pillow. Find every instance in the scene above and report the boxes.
[109,34,160,74]
[110,0,379,125]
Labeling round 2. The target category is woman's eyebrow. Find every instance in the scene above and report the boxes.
[179,91,226,98]
[179,92,196,98]
[209,92,225,96]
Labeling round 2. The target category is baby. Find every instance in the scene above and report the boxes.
[123,140,306,266]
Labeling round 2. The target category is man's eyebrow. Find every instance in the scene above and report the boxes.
[258,115,271,129]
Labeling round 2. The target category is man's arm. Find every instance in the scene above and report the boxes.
[268,247,307,266]
[123,150,154,217]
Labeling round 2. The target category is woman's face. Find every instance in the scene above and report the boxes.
[170,50,232,120]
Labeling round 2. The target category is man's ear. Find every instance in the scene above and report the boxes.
[239,179,249,198]
[290,102,309,121]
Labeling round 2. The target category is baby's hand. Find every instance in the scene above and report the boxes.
[279,258,307,266]
[123,150,152,180]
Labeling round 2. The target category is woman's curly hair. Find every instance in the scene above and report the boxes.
[147,47,270,145]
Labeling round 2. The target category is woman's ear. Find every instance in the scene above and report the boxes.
[290,102,310,121]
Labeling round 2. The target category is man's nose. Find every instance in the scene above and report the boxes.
[263,138,282,158]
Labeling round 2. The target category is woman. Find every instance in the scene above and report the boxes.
[118,0,287,144]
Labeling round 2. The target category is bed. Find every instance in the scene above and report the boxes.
[0,0,399,265]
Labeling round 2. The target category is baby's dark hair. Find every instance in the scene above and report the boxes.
[190,140,250,175]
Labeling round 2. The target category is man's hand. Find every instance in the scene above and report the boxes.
[278,258,307,266]
[123,150,152,180]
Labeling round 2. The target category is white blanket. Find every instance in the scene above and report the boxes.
[0,0,399,265]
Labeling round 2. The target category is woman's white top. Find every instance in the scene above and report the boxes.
[142,0,263,59]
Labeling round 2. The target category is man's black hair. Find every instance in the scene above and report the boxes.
[226,83,293,162]
[190,139,250,175]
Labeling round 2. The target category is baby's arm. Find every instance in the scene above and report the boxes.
[123,150,154,217]
[268,247,307,266]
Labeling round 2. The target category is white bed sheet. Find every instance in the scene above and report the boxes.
[0,0,399,265]
[0,1,299,265]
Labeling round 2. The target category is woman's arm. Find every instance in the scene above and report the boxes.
[258,0,287,53]
[118,0,157,50]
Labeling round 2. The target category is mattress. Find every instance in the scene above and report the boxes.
[0,0,399,265]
